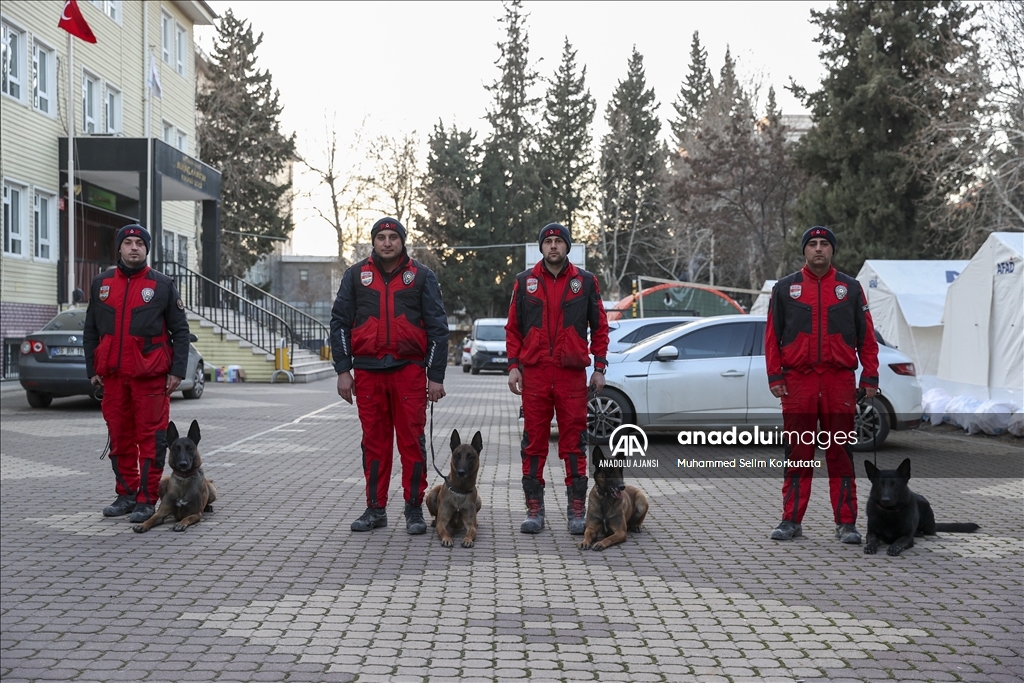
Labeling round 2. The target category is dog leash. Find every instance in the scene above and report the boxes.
[427,399,471,495]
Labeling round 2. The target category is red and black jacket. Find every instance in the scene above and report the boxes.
[765,265,879,388]
[83,263,190,379]
[330,253,449,383]
[506,261,610,371]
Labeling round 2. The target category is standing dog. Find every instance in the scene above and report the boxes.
[578,446,649,551]
[425,429,482,548]
[864,458,979,556]
[133,419,217,533]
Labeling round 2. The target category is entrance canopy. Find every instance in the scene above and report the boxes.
[58,138,221,298]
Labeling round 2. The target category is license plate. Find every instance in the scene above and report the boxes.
[52,347,84,357]
[493,357,507,363]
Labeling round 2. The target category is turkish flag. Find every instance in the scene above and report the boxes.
[58,0,97,44]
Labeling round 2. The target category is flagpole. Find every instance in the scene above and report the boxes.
[67,32,76,306]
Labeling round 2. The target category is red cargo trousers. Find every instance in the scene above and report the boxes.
[520,363,589,487]
[354,364,428,508]
[780,368,858,525]
[101,374,170,505]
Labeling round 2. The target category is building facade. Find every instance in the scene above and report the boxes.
[0,0,219,378]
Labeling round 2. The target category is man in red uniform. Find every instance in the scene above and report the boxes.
[84,224,190,523]
[506,223,610,535]
[331,217,449,535]
[765,226,879,543]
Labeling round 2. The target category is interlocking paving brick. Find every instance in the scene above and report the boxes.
[1,375,1021,681]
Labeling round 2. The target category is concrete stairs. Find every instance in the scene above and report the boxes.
[185,310,335,383]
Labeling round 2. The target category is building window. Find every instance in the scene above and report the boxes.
[162,120,175,145]
[105,0,122,23]
[34,190,56,261]
[176,129,187,153]
[175,23,187,77]
[161,12,172,64]
[299,269,309,282]
[82,71,100,134]
[33,41,55,114]
[3,181,27,257]
[2,21,25,101]
[105,84,121,133]
[177,234,188,266]
[162,230,175,264]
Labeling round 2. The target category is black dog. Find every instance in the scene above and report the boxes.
[133,420,217,533]
[864,458,979,556]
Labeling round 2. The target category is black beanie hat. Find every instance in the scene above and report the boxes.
[801,226,836,254]
[371,217,407,244]
[539,223,572,253]
[116,224,151,253]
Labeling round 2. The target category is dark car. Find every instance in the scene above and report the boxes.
[18,308,205,408]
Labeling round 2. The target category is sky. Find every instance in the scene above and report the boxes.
[197,1,832,256]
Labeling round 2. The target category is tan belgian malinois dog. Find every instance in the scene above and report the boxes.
[133,419,217,533]
[578,445,649,551]
[425,429,483,548]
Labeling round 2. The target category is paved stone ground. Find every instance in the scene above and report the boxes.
[1,372,1021,682]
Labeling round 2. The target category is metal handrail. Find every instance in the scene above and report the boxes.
[157,262,296,361]
[220,274,331,353]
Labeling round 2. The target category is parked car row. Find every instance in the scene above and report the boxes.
[18,308,205,408]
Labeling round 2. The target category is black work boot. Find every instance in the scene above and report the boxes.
[351,507,387,532]
[520,478,546,534]
[405,503,427,535]
[102,495,136,517]
[770,520,803,540]
[835,523,862,544]
[566,477,588,535]
[129,503,155,523]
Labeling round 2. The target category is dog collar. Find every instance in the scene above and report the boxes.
[444,480,473,496]
[173,466,201,480]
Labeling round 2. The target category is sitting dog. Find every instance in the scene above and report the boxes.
[133,419,217,533]
[578,446,649,551]
[864,458,979,556]
[425,429,483,548]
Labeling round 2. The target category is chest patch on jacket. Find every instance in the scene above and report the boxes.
[403,271,414,286]
[99,286,110,301]
[141,287,155,303]
[789,284,802,299]
[361,271,373,287]
[835,284,848,300]
[526,277,538,293]
[570,278,582,294]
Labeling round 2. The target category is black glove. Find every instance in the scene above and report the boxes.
[855,387,867,402]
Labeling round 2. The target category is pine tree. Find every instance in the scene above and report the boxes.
[599,47,667,298]
[670,31,714,147]
[538,37,597,235]
[472,0,543,316]
[197,9,296,277]
[793,0,981,272]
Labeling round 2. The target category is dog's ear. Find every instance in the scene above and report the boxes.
[167,421,179,444]
[450,429,461,452]
[591,445,604,468]
[471,431,483,454]
[188,419,201,445]
[864,460,877,480]
[897,457,911,480]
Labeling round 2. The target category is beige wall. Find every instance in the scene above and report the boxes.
[1,0,207,307]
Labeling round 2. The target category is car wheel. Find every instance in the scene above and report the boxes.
[463,364,471,373]
[850,396,890,451]
[183,362,205,399]
[26,391,52,409]
[471,367,480,375]
[587,388,635,444]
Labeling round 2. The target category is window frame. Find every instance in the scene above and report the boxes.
[105,0,122,23]
[33,188,57,262]
[174,22,187,77]
[2,19,26,102]
[105,82,122,133]
[161,11,173,64]
[32,38,55,115]
[82,68,100,134]
[3,179,28,258]
[176,234,188,267]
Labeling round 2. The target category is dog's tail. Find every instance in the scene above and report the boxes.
[934,522,980,533]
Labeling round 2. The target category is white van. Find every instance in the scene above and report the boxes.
[468,318,509,375]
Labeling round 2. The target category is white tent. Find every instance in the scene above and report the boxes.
[937,232,1024,403]
[856,260,968,376]
[750,280,776,315]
